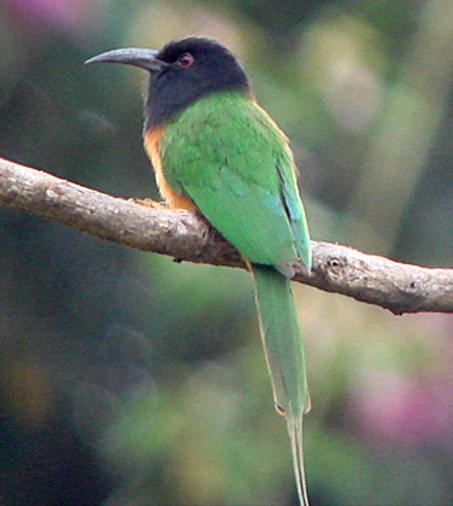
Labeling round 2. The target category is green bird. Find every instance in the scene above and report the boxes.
[86,36,312,505]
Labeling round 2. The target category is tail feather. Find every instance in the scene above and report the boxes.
[251,264,309,506]
[288,410,309,506]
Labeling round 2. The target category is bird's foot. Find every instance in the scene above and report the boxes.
[130,198,168,209]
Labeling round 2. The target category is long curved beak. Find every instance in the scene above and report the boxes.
[85,48,167,72]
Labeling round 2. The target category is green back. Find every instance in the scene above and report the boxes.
[159,91,311,274]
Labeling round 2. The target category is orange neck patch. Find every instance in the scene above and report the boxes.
[144,127,197,211]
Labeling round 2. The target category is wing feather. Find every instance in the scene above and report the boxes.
[159,92,310,273]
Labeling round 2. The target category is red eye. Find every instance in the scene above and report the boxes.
[178,52,194,67]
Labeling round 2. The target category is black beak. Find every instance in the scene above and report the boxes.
[85,48,167,73]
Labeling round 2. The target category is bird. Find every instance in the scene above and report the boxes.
[86,36,312,505]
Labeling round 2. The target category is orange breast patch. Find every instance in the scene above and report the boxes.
[144,127,198,211]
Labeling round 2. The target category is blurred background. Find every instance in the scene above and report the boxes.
[2,0,453,504]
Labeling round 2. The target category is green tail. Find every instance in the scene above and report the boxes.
[251,264,310,506]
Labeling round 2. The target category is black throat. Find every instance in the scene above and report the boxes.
[143,37,251,130]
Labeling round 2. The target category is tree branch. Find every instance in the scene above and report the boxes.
[1,156,453,315]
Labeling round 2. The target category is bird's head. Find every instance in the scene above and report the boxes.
[86,37,250,128]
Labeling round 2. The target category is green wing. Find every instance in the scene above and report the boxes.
[159,91,311,274]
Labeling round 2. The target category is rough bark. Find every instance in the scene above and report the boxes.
[1,156,452,315]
